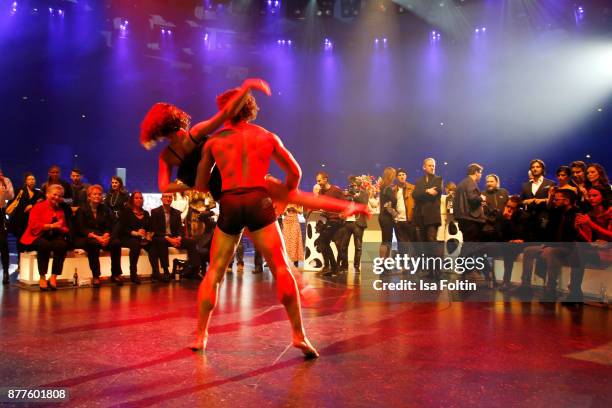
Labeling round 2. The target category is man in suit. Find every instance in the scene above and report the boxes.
[413,158,443,242]
[520,159,556,242]
[151,192,200,282]
[413,158,443,278]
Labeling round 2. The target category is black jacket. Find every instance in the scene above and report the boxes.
[151,206,184,238]
[454,176,486,223]
[484,188,509,218]
[76,203,114,237]
[117,208,152,239]
[413,174,443,227]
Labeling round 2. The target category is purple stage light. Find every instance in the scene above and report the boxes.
[277,39,281,44]
[48,7,53,14]
[475,28,480,33]
[204,33,209,41]
[482,27,486,32]
[287,40,292,45]
[274,0,280,7]
[58,9,64,16]
[167,30,172,35]
[161,28,166,34]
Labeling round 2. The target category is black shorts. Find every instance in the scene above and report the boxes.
[217,187,276,235]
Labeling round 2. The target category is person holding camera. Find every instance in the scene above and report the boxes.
[337,176,369,273]
[482,174,509,241]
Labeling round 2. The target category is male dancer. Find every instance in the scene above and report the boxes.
[189,87,320,357]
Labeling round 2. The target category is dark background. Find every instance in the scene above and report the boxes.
[0,0,610,193]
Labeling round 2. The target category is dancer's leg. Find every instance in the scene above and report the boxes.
[189,227,241,351]
[249,222,319,358]
[265,176,368,218]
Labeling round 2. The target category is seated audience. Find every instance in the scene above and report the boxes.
[513,189,578,300]
[7,173,44,248]
[569,185,612,301]
[104,176,130,220]
[75,185,124,287]
[150,192,200,281]
[20,184,70,291]
[492,196,527,291]
[116,191,157,284]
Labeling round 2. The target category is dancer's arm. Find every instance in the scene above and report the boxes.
[270,134,301,191]
[189,79,271,145]
[194,143,215,193]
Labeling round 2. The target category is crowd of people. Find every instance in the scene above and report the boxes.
[0,166,210,289]
[0,157,610,301]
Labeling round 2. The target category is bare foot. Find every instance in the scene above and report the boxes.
[293,337,319,359]
[188,336,208,352]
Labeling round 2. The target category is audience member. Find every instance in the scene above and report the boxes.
[0,168,15,284]
[378,167,397,259]
[315,172,345,275]
[338,176,368,272]
[116,191,157,284]
[520,159,556,241]
[75,185,123,287]
[283,204,304,268]
[514,189,579,300]
[104,176,130,220]
[6,173,44,273]
[69,168,90,212]
[20,184,70,291]
[151,192,200,282]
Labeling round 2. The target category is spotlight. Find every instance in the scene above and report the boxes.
[58,9,64,16]
[340,0,360,18]
[324,38,333,51]
[204,33,209,41]
[287,40,292,45]
[317,0,335,18]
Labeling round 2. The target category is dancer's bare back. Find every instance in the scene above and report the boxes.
[195,122,300,192]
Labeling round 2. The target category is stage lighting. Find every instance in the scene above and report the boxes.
[286,0,309,19]
[341,0,360,18]
[261,0,282,15]
[317,0,335,17]
[324,38,333,51]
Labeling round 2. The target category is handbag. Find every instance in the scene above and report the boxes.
[5,190,23,216]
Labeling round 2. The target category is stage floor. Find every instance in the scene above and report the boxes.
[0,266,610,407]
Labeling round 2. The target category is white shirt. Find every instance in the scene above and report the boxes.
[531,177,543,196]
[395,187,407,222]
[0,176,14,209]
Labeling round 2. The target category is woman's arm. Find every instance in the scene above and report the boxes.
[188,79,271,145]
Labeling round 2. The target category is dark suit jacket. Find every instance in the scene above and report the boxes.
[353,190,369,228]
[413,174,443,227]
[454,176,486,223]
[520,178,555,202]
[76,203,114,237]
[151,206,184,238]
